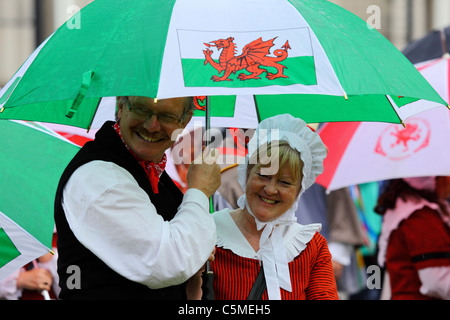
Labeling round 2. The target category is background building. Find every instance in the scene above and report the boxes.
[1,0,449,86]
[332,0,450,49]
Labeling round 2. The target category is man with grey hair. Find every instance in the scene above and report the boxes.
[55,96,221,299]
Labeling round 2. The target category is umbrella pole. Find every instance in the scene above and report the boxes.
[385,95,406,127]
[205,96,214,213]
[202,95,215,300]
[86,97,103,133]
[205,96,211,144]
[253,95,261,123]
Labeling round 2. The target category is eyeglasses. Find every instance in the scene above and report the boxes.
[125,98,183,125]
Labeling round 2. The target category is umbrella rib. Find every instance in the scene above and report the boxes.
[205,96,211,145]
[86,97,103,133]
[385,95,405,127]
[253,96,261,123]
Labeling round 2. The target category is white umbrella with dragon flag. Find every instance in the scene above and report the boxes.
[0,0,446,129]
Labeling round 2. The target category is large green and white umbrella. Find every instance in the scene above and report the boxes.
[0,0,447,129]
[0,121,80,280]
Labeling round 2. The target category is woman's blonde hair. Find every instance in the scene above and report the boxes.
[246,140,304,185]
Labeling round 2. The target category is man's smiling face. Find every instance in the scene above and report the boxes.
[117,96,192,162]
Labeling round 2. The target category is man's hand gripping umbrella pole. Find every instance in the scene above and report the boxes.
[199,96,219,300]
[187,145,220,300]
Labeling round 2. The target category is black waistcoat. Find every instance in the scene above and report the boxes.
[54,121,185,299]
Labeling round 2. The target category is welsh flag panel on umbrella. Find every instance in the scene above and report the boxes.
[179,28,317,88]
[158,0,343,99]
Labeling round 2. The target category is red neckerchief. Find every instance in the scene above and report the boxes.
[113,122,166,194]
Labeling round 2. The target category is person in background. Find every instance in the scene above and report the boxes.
[295,184,367,298]
[212,128,254,211]
[375,177,450,300]
[0,231,59,300]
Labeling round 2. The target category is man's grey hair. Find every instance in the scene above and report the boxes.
[115,96,196,122]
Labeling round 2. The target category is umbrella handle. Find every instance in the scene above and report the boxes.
[201,261,215,300]
[205,96,211,144]
[41,290,51,300]
[202,97,215,300]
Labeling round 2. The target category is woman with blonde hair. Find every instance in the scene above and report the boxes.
[210,114,338,300]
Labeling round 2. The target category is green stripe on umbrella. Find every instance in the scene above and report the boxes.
[0,228,21,268]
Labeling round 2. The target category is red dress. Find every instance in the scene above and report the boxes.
[211,231,338,300]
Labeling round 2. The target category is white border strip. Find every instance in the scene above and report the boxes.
[0,211,50,281]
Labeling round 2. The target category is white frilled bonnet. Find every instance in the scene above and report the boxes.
[236,114,327,300]
[238,114,327,198]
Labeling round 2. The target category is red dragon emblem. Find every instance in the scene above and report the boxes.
[390,123,421,150]
[203,37,291,82]
[193,96,206,111]
[375,119,431,160]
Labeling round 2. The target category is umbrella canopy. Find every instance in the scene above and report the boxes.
[316,106,450,192]
[0,121,80,280]
[0,0,446,129]
[316,54,450,192]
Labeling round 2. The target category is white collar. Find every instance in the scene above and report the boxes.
[213,209,321,299]
[377,198,444,266]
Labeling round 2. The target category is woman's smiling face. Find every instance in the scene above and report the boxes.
[245,163,302,223]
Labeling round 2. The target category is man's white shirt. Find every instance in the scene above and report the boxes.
[62,160,216,289]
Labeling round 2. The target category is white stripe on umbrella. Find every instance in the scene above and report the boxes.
[0,211,50,281]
